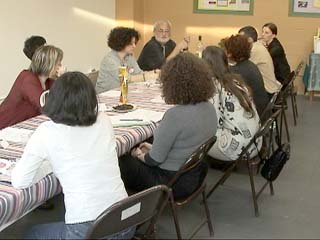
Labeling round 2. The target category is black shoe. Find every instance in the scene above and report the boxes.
[37,201,54,210]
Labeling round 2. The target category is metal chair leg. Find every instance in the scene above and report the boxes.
[279,109,283,144]
[290,91,297,126]
[206,162,237,199]
[294,94,298,118]
[202,189,214,236]
[282,107,290,142]
[169,194,182,240]
[247,160,259,217]
[269,181,274,196]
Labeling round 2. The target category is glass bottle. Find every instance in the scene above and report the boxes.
[119,66,128,104]
[196,35,204,58]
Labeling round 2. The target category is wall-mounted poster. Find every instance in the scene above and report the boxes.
[193,0,254,15]
[289,0,320,17]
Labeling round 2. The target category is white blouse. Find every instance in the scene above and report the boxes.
[209,81,262,161]
[12,113,128,224]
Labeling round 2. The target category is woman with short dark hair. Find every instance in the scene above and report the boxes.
[95,27,144,93]
[23,35,47,60]
[43,72,98,126]
[119,52,217,199]
[12,72,134,239]
[202,46,262,161]
[262,23,291,84]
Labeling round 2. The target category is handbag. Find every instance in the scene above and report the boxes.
[260,143,290,182]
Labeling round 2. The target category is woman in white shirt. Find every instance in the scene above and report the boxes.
[11,72,133,239]
[202,46,262,161]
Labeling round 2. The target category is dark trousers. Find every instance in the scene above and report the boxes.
[118,154,208,199]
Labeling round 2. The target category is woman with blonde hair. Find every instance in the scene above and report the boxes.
[0,45,63,129]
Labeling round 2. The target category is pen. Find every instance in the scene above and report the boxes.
[119,119,143,121]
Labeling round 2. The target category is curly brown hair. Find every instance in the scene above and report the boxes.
[160,52,215,105]
[108,27,140,51]
[224,34,251,63]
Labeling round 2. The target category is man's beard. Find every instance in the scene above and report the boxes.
[155,36,169,44]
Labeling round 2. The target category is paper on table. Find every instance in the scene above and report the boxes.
[0,158,52,183]
[150,96,165,104]
[110,109,164,127]
[0,127,33,144]
[98,103,112,112]
[99,90,121,97]
[0,158,16,181]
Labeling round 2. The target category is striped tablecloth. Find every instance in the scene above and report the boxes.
[0,82,171,231]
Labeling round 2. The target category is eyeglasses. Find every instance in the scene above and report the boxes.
[157,29,170,34]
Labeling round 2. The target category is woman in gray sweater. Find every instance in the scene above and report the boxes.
[119,52,217,198]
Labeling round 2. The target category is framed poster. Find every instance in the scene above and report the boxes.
[193,0,254,15]
[289,0,320,17]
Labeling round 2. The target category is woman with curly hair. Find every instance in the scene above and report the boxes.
[202,46,261,161]
[95,27,144,93]
[119,52,217,199]
[222,34,272,118]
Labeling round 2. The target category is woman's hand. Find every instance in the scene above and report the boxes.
[139,142,152,154]
[144,71,160,81]
[131,147,145,162]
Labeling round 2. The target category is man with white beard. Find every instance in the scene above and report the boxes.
[138,20,189,71]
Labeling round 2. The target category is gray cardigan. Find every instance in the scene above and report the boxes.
[95,50,143,93]
[146,101,217,171]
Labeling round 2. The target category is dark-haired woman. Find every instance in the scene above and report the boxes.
[262,23,291,84]
[119,52,217,199]
[202,46,261,161]
[221,34,271,118]
[11,72,134,239]
[96,27,144,93]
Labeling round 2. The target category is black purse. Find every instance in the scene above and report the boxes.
[260,143,290,182]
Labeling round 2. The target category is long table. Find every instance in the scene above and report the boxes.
[0,82,170,231]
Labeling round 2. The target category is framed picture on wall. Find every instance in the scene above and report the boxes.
[289,0,320,17]
[193,0,254,15]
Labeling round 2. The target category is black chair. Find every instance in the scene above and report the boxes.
[260,91,279,125]
[290,61,304,125]
[85,185,170,239]
[167,136,216,239]
[206,110,282,217]
[275,71,295,142]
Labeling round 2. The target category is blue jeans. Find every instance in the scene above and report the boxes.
[25,221,136,239]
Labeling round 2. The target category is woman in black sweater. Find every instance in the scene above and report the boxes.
[262,22,291,85]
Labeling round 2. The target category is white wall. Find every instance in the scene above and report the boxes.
[0,0,115,99]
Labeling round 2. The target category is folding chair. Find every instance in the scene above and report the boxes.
[260,91,279,125]
[86,69,99,86]
[275,71,295,142]
[85,185,170,240]
[206,110,282,217]
[167,136,216,239]
[290,61,304,125]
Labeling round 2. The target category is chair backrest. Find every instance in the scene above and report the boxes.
[85,185,170,239]
[281,71,295,91]
[86,70,99,86]
[238,109,281,160]
[294,61,304,77]
[167,136,217,187]
[260,91,279,124]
